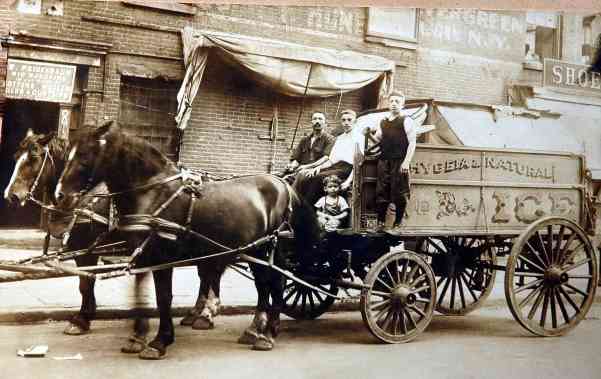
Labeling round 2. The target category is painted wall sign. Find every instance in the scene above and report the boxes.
[419,9,526,61]
[543,58,601,95]
[5,59,76,103]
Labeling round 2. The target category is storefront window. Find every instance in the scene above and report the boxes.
[366,7,418,46]
[582,14,601,65]
[119,77,180,161]
[524,11,561,68]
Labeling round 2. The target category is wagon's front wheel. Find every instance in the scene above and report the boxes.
[505,216,598,336]
[282,277,338,320]
[360,251,436,343]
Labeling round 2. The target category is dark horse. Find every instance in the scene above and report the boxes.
[3,130,224,349]
[55,121,319,359]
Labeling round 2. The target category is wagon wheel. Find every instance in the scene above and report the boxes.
[360,251,436,343]
[505,216,598,336]
[282,277,338,320]
[420,237,496,315]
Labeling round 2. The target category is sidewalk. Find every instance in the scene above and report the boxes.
[0,239,599,324]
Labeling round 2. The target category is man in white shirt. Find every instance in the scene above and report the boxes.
[293,109,365,204]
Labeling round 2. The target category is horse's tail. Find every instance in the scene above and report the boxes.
[286,183,320,263]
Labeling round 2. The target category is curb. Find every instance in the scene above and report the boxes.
[2,294,600,324]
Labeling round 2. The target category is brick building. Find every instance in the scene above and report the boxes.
[0,2,598,227]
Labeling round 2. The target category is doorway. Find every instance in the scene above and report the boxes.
[0,100,58,227]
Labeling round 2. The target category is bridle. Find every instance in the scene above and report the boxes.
[25,146,56,209]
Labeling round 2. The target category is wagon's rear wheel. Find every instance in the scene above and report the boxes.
[505,216,598,336]
[282,277,338,320]
[360,251,436,343]
[420,237,496,315]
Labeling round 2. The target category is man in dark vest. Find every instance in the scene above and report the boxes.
[366,90,417,235]
[286,111,335,173]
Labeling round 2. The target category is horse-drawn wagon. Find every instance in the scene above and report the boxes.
[1,111,598,357]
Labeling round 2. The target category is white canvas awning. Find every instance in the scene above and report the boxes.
[175,27,395,129]
[433,102,601,179]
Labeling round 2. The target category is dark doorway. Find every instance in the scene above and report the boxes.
[0,100,58,227]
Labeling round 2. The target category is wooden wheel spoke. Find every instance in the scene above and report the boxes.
[526,241,549,268]
[375,276,393,291]
[557,285,581,314]
[400,258,409,283]
[403,308,417,330]
[415,297,431,305]
[308,291,316,309]
[397,309,407,334]
[436,276,446,288]
[461,272,479,302]
[515,278,544,295]
[384,264,397,287]
[379,308,394,331]
[411,285,430,294]
[567,274,593,279]
[546,225,554,264]
[374,302,392,322]
[301,291,307,312]
[514,272,545,278]
[370,299,391,312]
[427,239,447,255]
[284,287,298,302]
[406,263,420,283]
[407,304,426,318]
[561,258,592,274]
[437,274,451,306]
[450,277,457,310]
[456,273,467,308]
[550,287,558,329]
[313,290,325,303]
[517,254,546,273]
[539,287,550,327]
[393,258,401,284]
[536,231,552,267]
[410,273,428,289]
[561,242,585,267]
[563,282,589,298]
[554,225,566,263]
[391,311,399,335]
[290,290,302,308]
[554,287,571,324]
[518,283,544,308]
[371,290,392,299]
[527,286,546,320]
[558,233,578,264]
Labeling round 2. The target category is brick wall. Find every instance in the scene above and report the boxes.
[0,3,586,175]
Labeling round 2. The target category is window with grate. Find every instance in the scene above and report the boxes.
[119,76,180,162]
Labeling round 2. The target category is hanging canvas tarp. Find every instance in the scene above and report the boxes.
[175,27,395,129]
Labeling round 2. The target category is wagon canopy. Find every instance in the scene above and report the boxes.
[430,102,601,180]
[175,26,395,129]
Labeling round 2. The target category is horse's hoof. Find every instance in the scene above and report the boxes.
[237,330,258,345]
[121,335,147,354]
[191,316,214,330]
[252,335,274,351]
[180,313,197,326]
[63,322,90,336]
[139,346,166,360]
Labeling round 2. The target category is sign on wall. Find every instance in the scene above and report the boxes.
[543,58,601,95]
[6,59,76,103]
[419,9,526,61]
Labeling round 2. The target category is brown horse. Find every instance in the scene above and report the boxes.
[3,130,223,350]
[55,121,319,359]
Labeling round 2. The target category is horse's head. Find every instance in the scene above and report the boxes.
[55,121,115,209]
[3,129,57,205]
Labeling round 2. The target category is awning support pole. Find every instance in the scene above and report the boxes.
[290,63,313,150]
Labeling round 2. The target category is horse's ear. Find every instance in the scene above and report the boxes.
[38,131,56,146]
[94,120,116,139]
[26,129,34,137]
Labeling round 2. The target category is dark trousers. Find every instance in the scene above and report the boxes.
[376,159,410,225]
[293,162,352,205]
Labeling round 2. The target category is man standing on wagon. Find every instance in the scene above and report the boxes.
[285,111,335,173]
[367,90,417,235]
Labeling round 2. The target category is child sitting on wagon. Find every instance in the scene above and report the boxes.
[315,175,349,232]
